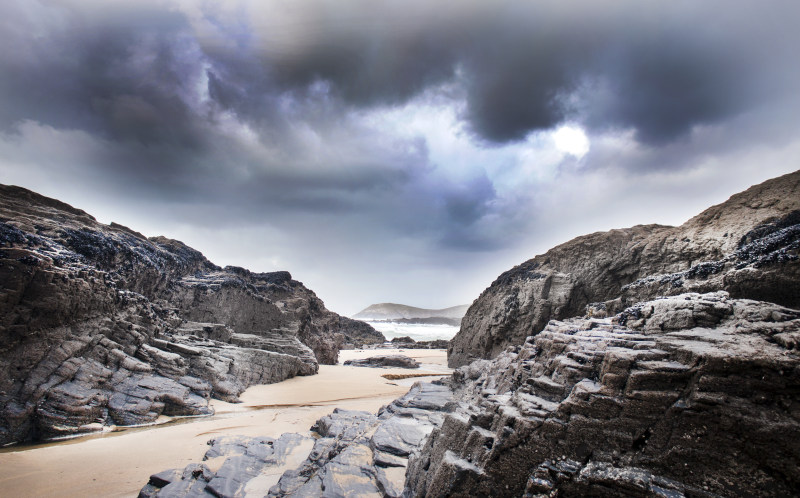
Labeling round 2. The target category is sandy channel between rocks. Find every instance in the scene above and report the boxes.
[0,348,449,497]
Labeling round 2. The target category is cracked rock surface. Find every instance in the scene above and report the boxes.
[140,382,454,497]
[0,184,383,444]
[450,170,800,367]
[407,292,800,497]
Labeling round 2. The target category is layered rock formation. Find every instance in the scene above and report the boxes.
[450,170,800,367]
[0,184,383,444]
[407,292,800,496]
[140,382,454,497]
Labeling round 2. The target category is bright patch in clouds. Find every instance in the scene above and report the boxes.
[552,125,590,158]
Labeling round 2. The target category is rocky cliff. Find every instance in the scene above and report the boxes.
[450,170,800,367]
[140,292,800,496]
[407,292,800,496]
[0,184,383,444]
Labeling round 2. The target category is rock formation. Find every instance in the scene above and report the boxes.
[135,171,800,497]
[407,292,800,496]
[343,355,420,369]
[450,169,800,367]
[140,382,454,498]
[0,184,383,444]
[140,292,800,496]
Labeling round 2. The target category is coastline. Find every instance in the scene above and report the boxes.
[0,349,450,497]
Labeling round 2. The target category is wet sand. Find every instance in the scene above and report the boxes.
[0,349,449,497]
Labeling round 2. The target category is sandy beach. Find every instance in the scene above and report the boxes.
[0,349,449,497]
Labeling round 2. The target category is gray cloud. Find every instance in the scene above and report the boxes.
[1,0,800,313]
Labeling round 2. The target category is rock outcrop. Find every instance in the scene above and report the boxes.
[0,184,383,444]
[343,355,420,369]
[140,382,454,498]
[450,170,800,367]
[407,292,800,496]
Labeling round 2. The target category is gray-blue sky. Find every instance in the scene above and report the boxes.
[2,0,799,315]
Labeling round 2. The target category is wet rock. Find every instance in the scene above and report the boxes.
[343,355,420,369]
[406,293,800,497]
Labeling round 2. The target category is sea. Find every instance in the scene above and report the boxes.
[366,321,460,342]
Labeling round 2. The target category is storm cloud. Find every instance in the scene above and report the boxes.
[1,0,799,313]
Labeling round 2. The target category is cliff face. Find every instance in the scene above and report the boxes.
[408,292,800,496]
[450,170,800,367]
[138,292,800,497]
[0,185,383,444]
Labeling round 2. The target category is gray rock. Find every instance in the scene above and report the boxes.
[406,293,800,497]
[139,382,455,498]
[343,355,420,369]
[0,184,385,444]
[450,170,800,367]
[141,432,315,498]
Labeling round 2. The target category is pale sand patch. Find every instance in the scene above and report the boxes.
[0,349,449,498]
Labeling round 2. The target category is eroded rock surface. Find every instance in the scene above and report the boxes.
[408,293,800,496]
[450,170,800,367]
[0,185,383,444]
[343,355,420,369]
[140,382,454,497]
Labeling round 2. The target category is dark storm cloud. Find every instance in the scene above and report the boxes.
[3,1,797,153]
[185,0,797,145]
[2,0,799,240]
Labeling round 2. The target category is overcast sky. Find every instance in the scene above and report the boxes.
[2,0,799,315]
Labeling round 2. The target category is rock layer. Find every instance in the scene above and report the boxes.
[450,170,800,367]
[408,292,800,496]
[140,382,454,498]
[0,184,383,444]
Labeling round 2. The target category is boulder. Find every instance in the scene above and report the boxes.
[344,355,420,369]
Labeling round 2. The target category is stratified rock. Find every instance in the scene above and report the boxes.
[0,184,384,444]
[343,355,420,369]
[450,170,800,367]
[138,433,315,498]
[139,382,455,498]
[406,292,800,497]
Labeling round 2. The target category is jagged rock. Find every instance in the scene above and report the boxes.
[450,169,800,367]
[343,355,420,369]
[139,382,455,498]
[406,292,800,497]
[0,184,384,444]
[139,433,315,498]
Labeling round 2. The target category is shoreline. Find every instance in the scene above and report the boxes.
[0,349,449,497]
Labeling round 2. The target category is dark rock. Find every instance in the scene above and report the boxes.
[450,170,800,367]
[0,184,385,444]
[343,355,420,369]
[391,336,415,343]
[406,292,800,497]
